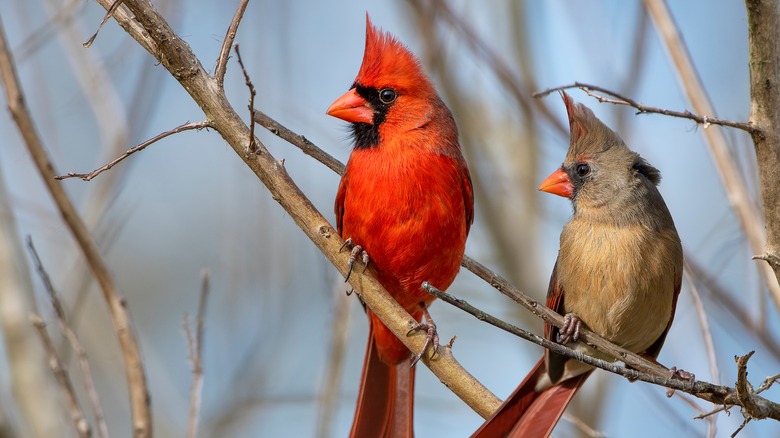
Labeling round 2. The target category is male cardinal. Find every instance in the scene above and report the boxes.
[327,15,473,437]
[473,92,683,437]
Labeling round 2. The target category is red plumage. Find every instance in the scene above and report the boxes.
[328,15,473,437]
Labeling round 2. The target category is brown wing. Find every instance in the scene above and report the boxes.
[642,266,682,359]
[544,261,568,384]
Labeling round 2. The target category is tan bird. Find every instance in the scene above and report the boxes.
[473,92,683,437]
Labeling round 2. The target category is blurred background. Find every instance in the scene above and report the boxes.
[1,0,779,436]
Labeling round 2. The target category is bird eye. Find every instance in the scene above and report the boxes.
[575,163,591,177]
[378,88,397,104]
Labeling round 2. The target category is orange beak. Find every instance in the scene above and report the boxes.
[326,88,374,124]
[539,168,574,198]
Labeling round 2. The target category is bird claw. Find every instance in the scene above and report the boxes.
[557,313,581,344]
[340,238,369,282]
[665,366,696,397]
[408,304,439,368]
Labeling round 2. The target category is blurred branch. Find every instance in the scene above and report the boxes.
[0,15,152,438]
[214,0,249,88]
[29,315,91,438]
[26,237,108,438]
[56,121,214,181]
[89,0,500,419]
[411,0,567,138]
[184,269,210,438]
[683,262,720,385]
[745,0,780,292]
[534,82,759,134]
[643,0,780,311]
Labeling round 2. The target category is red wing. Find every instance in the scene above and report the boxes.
[461,162,475,234]
[335,171,348,235]
[544,261,567,384]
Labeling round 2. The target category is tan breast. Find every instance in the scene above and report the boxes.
[557,218,681,354]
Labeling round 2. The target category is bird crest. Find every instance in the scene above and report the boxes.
[561,91,626,163]
[355,14,435,98]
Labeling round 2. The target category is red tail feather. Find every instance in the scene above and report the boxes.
[350,317,415,438]
[472,357,592,438]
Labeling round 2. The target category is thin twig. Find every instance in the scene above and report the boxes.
[185,269,210,438]
[234,44,256,155]
[29,315,91,438]
[0,16,152,437]
[533,82,759,134]
[26,237,108,438]
[56,121,212,181]
[252,110,345,175]
[214,0,249,87]
[83,0,125,48]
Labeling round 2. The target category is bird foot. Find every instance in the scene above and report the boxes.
[339,238,369,282]
[407,304,439,368]
[557,313,581,344]
[665,366,696,397]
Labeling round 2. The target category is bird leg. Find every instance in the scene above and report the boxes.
[665,366,696,397]
[407,303,439,368]
[339,238,369,282]
[557,313,582,344]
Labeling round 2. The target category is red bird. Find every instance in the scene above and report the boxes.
[473,92,683,437]
[327,16,473,437]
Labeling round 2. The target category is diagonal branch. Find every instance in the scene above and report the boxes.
[214,0,249,88]
[56,121,213,181]
[90,0,500,419]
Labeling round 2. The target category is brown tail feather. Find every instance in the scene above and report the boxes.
[350,320,415,438]
[472,357,592,438]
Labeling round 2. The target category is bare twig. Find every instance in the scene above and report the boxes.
[0,15,152,437]
[185,269,210,438]
[56,121,213,181]
[252,110,345,175]
[29,315,91,438]
[533,82,759,134]
[83,0,125,48]
[643,0,780,310]
[233,45,256,154]
[26,237,108,438]
[214,0,249,87]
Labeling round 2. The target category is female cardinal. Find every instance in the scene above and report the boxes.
[473,92,683,437]
[327,15,473,437]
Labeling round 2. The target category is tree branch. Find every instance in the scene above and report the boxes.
[56,121,213,181]
[533,82,759,134]
[89,0,500,419]
[745,0,780,291]
[0,15,152,438]
[214,0,249,88]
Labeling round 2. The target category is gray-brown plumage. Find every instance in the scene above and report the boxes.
[473,92,683,438]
